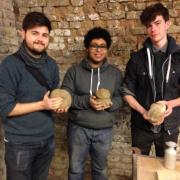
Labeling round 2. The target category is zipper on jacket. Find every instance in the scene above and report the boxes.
[161,57,170,98]
[151,54,156,102]
[147,48,157,102]
[167,129,171,135]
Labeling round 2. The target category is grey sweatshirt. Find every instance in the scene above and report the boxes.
[61,58,123,129]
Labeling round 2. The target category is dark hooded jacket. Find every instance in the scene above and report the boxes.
[122,35,180,134]
[61,58,123,129]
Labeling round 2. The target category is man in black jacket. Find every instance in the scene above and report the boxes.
[122,3,180,157]
[62,27,123,180]
[0,12,64,180]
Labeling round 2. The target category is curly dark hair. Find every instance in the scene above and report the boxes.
[84,27,112,49]
[22,12,51,32]
[140,3,169,27]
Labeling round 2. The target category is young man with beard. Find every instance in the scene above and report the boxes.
[61,27,123,180]
[0,12,64,180]
[122,3,180,157]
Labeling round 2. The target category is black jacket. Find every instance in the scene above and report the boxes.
[122,36,180,134]
[61,58,123,129]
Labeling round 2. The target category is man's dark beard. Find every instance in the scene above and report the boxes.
[24,41,45,56]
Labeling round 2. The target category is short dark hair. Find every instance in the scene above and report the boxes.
[22,12,52,32]
[140,3,169,27]
[84,27,112,49]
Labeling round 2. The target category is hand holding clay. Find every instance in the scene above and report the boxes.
[148,101,166,125]
[50,89,72,110]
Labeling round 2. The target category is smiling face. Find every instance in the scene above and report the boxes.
[87,38,108,68]
[146,15,170,47]
[21,26,50,55]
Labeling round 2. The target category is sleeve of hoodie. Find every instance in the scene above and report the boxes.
[0,57,20,120]
[107,68,123,112]
[121,53,137,97]
[61,66,90,110]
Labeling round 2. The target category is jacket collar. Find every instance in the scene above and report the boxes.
[143,35,180,55]
[81,57,109,72]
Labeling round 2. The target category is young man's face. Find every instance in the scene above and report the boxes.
[21,26,50,55]
[146,15,170,46]
[87,38,108,66]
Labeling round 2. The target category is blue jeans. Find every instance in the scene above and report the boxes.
[67,122,113,180]
[4,136,55,180]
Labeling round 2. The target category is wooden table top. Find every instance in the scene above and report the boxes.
[133,154,180,180]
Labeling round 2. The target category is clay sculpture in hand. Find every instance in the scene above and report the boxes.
[50,89,72,109]
[148,101,166,123]
[95,88,112,104]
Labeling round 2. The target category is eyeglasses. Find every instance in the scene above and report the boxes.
[89,44,107,50]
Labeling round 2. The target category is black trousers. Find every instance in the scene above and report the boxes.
[131,126,179,157]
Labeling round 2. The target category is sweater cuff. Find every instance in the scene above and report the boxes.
[0,103,16,120]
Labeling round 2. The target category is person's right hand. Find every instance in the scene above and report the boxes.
[90,96,112,111]
[42,91,63,110]
[142,110,150,120]
[90,96,103,110]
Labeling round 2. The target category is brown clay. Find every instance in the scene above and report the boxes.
[50,89,72,109]
[148,101,166,123]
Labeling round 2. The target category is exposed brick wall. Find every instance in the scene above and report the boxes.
[0,0,180,180]
[0,1,18,178]
[0,0,19,60]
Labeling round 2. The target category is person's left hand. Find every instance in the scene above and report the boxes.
[157,100,173,118]
[101,100,113,110]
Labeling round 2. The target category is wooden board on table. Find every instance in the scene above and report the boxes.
[157,170,180,180]
[134,155,180,180]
